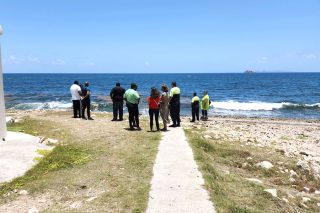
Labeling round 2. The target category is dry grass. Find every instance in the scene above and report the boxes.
[1,110,161,212]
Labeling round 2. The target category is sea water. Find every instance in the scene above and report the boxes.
[3,73,320,119]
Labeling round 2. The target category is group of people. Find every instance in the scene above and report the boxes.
[110,81,182,131]
[70,81,94,120]
[71,80,210,131]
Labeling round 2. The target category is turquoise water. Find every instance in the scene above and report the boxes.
[3,73,320,119]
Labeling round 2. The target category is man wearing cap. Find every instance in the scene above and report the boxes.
[168,81,181,127]
[190,92,200,122]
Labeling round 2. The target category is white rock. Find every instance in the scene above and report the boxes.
[296,160,310,173]
[287,193,295,198]
[303,187,309,192]
[282,198,289,203]
[70,201,81,208]
[264,189,277,197]
[86,196,97,202]
[203,135,212,139]
[247,157,252,160]
[246,178,262,183]
[28,206,39,213]
[256,161,273,169]
[302,197,311,202]
[301,203,308,208]
[315,190,320,194]
[317,203,320,207]
[47,138,58,143]
[289,178,296,183]
[290,170,298,177]
[19,190,28,195]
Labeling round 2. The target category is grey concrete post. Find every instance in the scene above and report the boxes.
[0,25,7,141]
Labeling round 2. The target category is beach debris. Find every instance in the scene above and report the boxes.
[19,190,28,195]
[256,161,273,169]
[5,117,15,124]
[86,196,97,202]
[39,137,58,144]
[264,189,277,197]
[246,178,262,183]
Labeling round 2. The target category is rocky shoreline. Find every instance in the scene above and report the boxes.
[181,115,320,180]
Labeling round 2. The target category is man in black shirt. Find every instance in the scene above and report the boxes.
[81,82,94,120]
[110,82,126,121]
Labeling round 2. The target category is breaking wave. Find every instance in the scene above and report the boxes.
[210,101,320,111]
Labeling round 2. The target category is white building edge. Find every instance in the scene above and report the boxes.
[0,25,7,141]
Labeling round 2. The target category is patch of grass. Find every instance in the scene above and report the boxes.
[6,126,24,132]
[297,136,307,140]
[1,110,161,212]
[279,137,290,140]
[1,145,91,193]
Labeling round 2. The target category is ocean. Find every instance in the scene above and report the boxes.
[3,73,320,120]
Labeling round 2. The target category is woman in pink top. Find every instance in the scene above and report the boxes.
[147,87,161,132]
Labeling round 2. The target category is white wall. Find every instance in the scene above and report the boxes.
[0,25,7,140]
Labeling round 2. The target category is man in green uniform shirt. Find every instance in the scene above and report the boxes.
[124,83,141,130]
[168,81,181,127]
[190,92,200,122]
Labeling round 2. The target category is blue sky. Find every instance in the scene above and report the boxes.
[0,0,319,73]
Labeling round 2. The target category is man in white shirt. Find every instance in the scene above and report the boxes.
[70,80,82,118]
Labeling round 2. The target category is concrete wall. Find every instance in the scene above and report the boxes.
[0,25,7,140]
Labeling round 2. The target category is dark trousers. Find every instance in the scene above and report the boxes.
[113,101,123,120]
[202,110,207,117]
[149,108,160,131]
[192,106,199,121]
[72,100,80,117]
[127,102,139,128]
[170,104,180,125]
[82,100,91,118]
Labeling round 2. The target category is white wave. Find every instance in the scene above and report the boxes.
[210,101,290,111]
[10,101,73,110]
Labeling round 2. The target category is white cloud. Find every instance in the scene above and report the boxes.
[247,57,267,64]
[79,61,95,66]
[303,54,316,59]
[3,56,24,64]
[283,52,295,58]
[28,56,39,63]
[85,62,95,66]
[52,59,66,65]
[145,62,149,65]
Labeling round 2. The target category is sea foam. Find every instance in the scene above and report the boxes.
[210,101,289,111]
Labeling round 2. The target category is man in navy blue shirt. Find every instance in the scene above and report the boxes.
[81,82,94,120]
